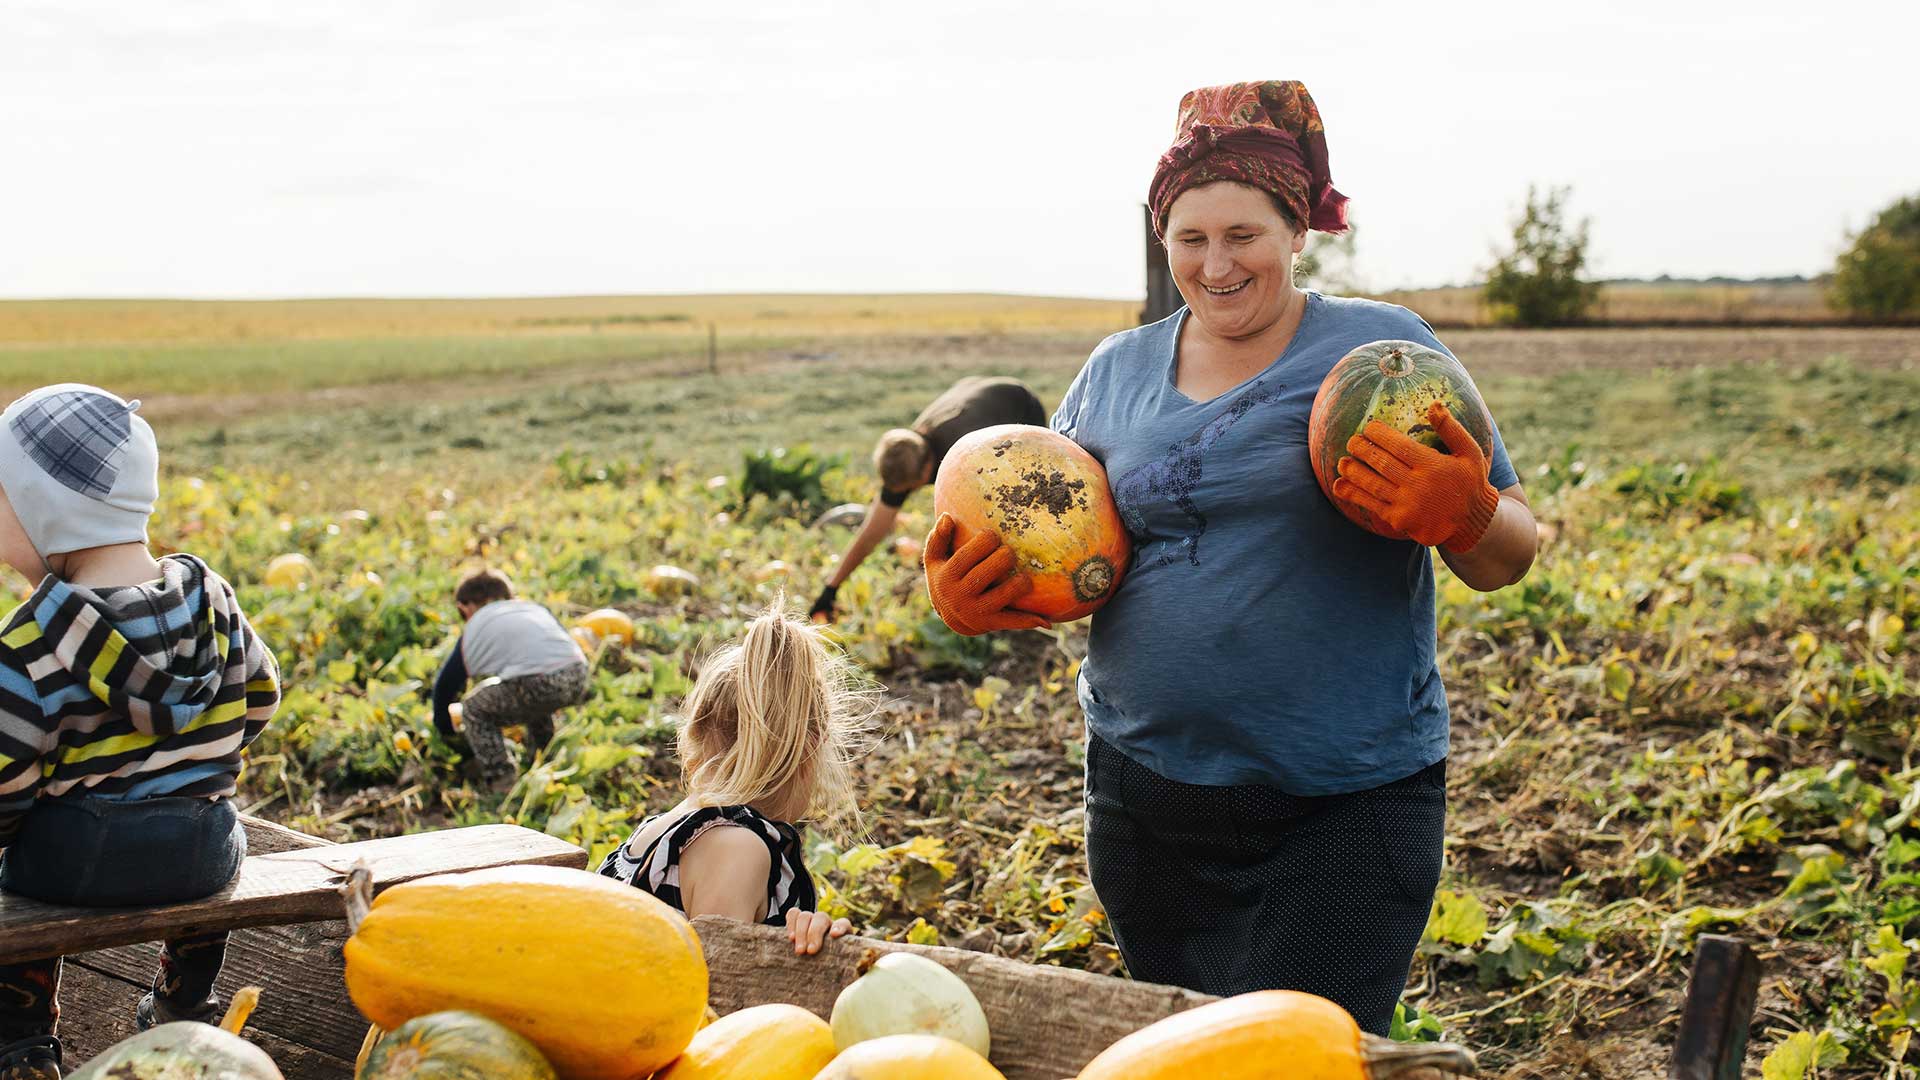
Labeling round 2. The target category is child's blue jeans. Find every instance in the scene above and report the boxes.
[0,794,246,1039]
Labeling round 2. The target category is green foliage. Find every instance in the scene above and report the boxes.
[737,445,846,517]
[1831,193,1920,318]
[1390,1000,1446,1043]
[1472,902,1594,988]
[1761,1029,1848,1080]
[1295,223,1363,294]
[1483,185,1600,327]
[1609,459,1751,519]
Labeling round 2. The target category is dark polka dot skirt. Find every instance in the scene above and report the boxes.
[1083,732,1445,1037]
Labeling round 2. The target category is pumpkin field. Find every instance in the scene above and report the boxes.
[3,300,1918,1078]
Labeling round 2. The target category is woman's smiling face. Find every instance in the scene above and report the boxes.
[1164,181,1307,340]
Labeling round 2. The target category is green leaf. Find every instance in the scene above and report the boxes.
[1603,660,1634,701]
[905,918,940,946]
[1760,1030,1847,1080]
[1425,890,1489,947]
[837,843,886,877]
[1389,1000,1445,1043]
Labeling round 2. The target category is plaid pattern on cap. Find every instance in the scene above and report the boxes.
[7,388,134,499]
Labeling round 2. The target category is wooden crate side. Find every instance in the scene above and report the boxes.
[693,916,1215,1080]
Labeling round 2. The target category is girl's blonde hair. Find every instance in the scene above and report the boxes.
[679,602,874,825]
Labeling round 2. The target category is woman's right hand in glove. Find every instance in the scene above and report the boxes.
[923,514,1051,636]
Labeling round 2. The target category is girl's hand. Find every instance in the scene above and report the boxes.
[786,909,854,955]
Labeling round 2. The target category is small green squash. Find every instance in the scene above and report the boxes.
[356,1011,557,1080]
[72,988,281,1080]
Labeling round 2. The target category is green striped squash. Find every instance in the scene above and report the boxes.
[1307,339,1494,539]
[356,1012,556,1080]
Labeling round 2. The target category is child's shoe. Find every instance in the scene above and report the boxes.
[0,1035,60,1080]
[135,990,222,1031]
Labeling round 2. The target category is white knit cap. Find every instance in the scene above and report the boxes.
[0,384,158,559]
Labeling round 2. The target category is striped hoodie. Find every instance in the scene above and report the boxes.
[0,554,280,846]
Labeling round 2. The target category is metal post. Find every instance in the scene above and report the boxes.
[707,323,718,375]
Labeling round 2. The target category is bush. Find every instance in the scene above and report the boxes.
[1831,193,1920,318]
[1483,185,1599,327]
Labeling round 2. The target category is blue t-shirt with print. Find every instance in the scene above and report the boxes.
[1052,292,1518,796]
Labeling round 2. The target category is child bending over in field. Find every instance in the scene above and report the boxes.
[0,385,281,1080]
[599,604,872,955]
[432,569,590,789]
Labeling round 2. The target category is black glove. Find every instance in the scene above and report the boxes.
[809,584,839,622]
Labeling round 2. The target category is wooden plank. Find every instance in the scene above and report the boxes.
[0,823,587,963]
[241,815,337,855]
[693,916,1215,1080]
[1670,934,1762,1080]
[54,957,354,1080]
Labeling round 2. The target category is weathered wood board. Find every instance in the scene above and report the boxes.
[1,822,586,963]
[693,915,1217,1080]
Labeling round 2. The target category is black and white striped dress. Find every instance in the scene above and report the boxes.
[597,804,816,926]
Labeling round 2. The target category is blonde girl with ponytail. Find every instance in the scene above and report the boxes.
[598,603,874,954]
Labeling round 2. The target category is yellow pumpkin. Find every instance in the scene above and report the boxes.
[654,1004,836,1080]
[812,1034,1004,1080]
[569,626,601,655]
[753,559,794,583]
[576,608,634,645]
[1074,991,1476,1080]
[344,865,708,1080]
[933,424,1128,622]
[264,552,315,588]
[647,565,701,597]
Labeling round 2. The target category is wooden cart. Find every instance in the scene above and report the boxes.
[5,817,1756,1079]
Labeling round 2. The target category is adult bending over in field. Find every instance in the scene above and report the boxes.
[808,376,1046,622]
[922,81,1537,1036]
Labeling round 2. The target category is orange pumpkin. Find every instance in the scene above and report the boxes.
[933,425,1129,622]
[1074,990,1475,1080]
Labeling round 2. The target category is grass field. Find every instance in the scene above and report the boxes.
[1,296,1916,1078]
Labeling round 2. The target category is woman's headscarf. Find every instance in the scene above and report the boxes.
[1148,80,1350,239]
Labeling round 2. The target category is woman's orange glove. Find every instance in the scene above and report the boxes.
[1333,401,1500,553]
[923,514,1052,636]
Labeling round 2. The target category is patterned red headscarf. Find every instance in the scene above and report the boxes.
[1148,81,1350,239]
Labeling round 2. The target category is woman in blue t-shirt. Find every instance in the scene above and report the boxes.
[921,81,1538,1037]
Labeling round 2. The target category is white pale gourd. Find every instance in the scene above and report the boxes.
[829,952,991,1060]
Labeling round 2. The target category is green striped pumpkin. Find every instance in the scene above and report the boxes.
[356,1012,556,1080]
[1307,338,1494,539]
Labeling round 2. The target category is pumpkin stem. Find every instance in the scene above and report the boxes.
[219,986,262,1035]
[342,860,373,935]
[1360,1032,1478,1077]
[855,947,882,977]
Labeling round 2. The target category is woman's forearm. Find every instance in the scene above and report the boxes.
[826,498,901,587]
[1438,486,1536,591]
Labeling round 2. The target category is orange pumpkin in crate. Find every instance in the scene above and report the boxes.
[933,425,1129,622]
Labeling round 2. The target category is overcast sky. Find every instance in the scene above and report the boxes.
[5,0,1914,299]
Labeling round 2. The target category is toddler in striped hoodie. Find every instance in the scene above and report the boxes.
[0,385,280,1080]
